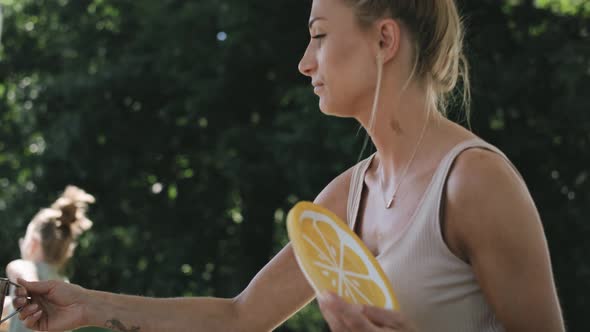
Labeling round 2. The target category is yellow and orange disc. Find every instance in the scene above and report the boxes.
[287,201,399,310]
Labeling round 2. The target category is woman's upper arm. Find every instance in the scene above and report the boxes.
[232,166,354,331]
[445,149,565,332]
[6,259,39,283]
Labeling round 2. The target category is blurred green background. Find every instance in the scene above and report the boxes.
[0,0,588,331]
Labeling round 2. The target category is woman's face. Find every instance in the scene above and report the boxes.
[298,0,378,118]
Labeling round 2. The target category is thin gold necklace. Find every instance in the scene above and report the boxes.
[379,119,428,209]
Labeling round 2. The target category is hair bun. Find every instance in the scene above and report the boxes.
[50,185,95,236]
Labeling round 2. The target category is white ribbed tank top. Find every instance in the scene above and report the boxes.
[347,138,508,332]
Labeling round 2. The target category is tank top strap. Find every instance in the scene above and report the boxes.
[347,153,375,229]
[427,137,523,224]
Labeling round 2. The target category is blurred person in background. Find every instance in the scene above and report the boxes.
[4,186,94,332]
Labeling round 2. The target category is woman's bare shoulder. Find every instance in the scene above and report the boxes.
[445,147,540,257]
[6,259,38,281]
[448,147,526,199]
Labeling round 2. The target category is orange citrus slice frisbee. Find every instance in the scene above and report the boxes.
[287,201,399,310]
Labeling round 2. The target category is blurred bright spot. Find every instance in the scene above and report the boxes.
[79,236,90,249]
[168,184,178,200]
[287,194,299,204]
[138,258,148,271]
[20,77,32,88]
[29,136,46,155]
[24,21,34,31]
[182,169,194,179]
[151,182,163,194]
[7,89,15,102]
[575,172,587,185]
[25,181,35,192]
[216,31,227,41]
[274,208,284,224]
[231,209,243,224]
[251,112,260,124]
[181,264,193,275]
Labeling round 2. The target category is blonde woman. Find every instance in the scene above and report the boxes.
[6,186,94,332]
[12,0,564,331]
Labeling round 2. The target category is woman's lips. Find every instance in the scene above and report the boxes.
[313,84,324,94]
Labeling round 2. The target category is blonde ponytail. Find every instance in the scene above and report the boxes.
[29,186,95,269]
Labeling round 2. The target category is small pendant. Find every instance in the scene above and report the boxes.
[386,197,394,209]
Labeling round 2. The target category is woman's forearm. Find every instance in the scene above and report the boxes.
[84,290,240,332]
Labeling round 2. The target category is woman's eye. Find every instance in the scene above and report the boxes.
[311,34,326,39]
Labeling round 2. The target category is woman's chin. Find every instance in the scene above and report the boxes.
[318,103,334,116]
[318,100,328,114]
[318,98,334,115]
[318,100,350,118]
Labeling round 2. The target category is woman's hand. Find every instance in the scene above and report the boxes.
[318,292,417,332]
[12,278,88,331]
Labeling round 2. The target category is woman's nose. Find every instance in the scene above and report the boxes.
[298,46,316,77]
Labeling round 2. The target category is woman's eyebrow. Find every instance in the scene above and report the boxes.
[308,17,327,29]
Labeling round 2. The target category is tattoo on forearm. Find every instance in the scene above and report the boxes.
[105,319,141,332]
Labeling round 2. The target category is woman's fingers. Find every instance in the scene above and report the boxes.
[319,292,416,332]
[318,292,352,331]
[13,295,28,308]
[319,292,377,332]
[319,297,349,331]
[18,303,39,320]
[326,294,375,331]
[15,285,28,297]
[22,310,42,329]
[341,310,377,331]
[361,305,404,328]
[13,280,32,310]
[17,278,53,295]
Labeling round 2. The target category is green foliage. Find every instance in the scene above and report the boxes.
[535,0,590,15]
[0,0,588,331]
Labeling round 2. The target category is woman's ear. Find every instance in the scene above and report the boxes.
[376,18,401,63]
